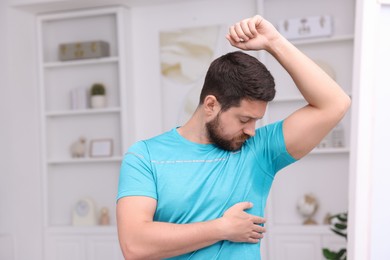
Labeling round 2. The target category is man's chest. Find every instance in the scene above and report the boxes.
[151,156,268,223]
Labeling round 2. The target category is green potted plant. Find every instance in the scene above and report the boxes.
[323,212,348,260]
[90,83,106,108]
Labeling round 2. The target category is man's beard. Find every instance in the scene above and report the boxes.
[206,113,250,151]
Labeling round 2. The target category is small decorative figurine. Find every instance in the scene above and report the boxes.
[99,207,110,225]
[70,136,86,158]
[297,193,319,225]
[323,212,332,225]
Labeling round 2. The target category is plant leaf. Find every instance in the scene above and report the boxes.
[323,248,338,259]
[335,248,347,258]
[323,248,347,259]
[337,213,348,222]
[335,223,347,230]
[331,228,347,238]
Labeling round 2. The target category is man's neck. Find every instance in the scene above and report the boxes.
[177,111,210,144]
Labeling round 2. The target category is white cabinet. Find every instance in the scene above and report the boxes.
[87,235,123,260]
[262,0,355,258]
[36,6,129,259]
[274,235,322,260]
[45,228,123,260]
[46,235,86,260]
[269,226,346,260]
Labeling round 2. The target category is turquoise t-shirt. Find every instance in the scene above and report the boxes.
[117,120,296,259]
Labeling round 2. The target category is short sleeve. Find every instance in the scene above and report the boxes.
[270,120,297,172]
[116,141,157,201]
[253,120,297,174]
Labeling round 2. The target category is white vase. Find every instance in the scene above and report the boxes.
[90,95,107,109]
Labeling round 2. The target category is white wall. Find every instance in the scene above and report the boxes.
[349,1,390,259]
[0,1,15,259]
[0,3,44,259]
[368,4,390,260]
[129,0,257,141]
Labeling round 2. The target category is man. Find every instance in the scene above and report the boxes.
[116,15,351,259]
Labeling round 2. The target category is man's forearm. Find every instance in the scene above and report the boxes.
[117,199,265,260]
[267,35,350,112]
[119,218,225,260]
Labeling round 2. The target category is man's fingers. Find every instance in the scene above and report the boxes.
[251,216,266,224]
[239,20,255,39]
[228,25,241,43]
[229,15,262,42]
[249,15,263,33]
[234,22,249,42]
[232,201,253,211]
[251,231,264,239]
[253,224,266,234]
[247,17,259,35]
[225,34,241,47]
[225,35,249,50]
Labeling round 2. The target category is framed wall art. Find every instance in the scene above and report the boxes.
[89,138,113,157]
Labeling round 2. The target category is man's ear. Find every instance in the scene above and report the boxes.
[203,95,220,115]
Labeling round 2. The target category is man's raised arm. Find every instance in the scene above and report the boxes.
[226,15,351,159]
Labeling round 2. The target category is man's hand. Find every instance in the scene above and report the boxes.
[219,202,266,243]
[226,15,281,52]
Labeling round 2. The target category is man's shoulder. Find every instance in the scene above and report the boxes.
[128,128,178,153]
[144,128,177,145]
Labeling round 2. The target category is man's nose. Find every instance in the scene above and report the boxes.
[243,122,256,137]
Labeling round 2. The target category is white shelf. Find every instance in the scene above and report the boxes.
[273,94,352,103]
[47,225,117,235]
[47,156,122,165]
[45,107,121,117]
[271,225,334,235]
[273,96,306,102]
[290,34,354,46]
[310,147,349,155]
[43,56,119,69]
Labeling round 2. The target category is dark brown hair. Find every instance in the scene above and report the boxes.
[199,51,275,111]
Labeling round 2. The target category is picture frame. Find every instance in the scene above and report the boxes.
[89,139,113,157]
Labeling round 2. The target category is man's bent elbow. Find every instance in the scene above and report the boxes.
[121,242,154,260]
[340,94,352,118]
[333,93,351,121]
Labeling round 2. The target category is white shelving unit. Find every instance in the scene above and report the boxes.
[37,6,128,260]
[262,0,355,259]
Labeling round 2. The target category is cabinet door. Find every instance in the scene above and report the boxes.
[273,234,322,260]
[87,236,124,260]
[46,236,86,260]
